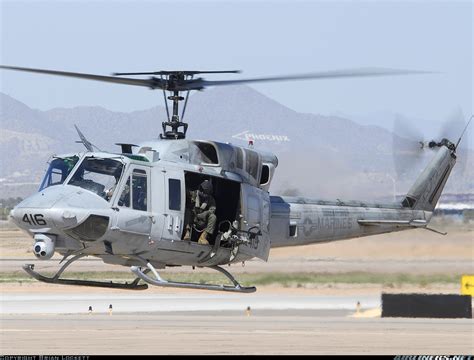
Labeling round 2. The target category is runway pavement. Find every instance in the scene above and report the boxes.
[1,291,380,314]
[2,311,473,355]
[1,290,473,354]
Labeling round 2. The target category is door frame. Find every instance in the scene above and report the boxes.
[111,164,153,236]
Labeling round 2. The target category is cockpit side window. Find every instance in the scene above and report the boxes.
[117,168,148,211]
[132,169,148,211]
[39,156,79,191]
[68,157,124,201]
[118,177,131,207]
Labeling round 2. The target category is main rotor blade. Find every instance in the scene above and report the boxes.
[196,68,434,89]
[1,65,435,92]
[114,70,241,76]
[0,65,164,89]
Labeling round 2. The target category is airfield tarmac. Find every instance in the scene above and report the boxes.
[1,286,473,355]
[1,223,473,354]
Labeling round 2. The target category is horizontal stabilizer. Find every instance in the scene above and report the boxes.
[358,219,427,227]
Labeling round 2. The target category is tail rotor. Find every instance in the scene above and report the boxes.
[393,111,472,179]
[392,114,426,179]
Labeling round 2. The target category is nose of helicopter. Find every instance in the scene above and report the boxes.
[9,185,110,231]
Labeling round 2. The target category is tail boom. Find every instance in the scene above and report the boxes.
[269,197,432,248]
[269,143,456,248]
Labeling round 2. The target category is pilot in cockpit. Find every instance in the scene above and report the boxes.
[105,167,123,201]
[183,179,216,245]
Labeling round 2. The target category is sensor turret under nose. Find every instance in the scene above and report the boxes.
[33,234,56,260]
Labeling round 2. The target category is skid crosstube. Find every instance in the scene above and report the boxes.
[131,264,257,293]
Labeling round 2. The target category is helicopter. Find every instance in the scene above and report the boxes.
[1,65,470,293]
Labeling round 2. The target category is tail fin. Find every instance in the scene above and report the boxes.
[401,141,456,211]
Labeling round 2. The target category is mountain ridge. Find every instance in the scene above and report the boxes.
[0,87,472,199]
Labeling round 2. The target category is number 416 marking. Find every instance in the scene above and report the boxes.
[22,214,47,226]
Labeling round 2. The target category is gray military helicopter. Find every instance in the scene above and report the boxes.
[2,65,471,293]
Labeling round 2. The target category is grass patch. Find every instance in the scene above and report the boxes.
[0,270,462,287]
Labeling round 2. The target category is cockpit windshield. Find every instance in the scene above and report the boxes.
[39,156,80,191]
[68,157,124,201]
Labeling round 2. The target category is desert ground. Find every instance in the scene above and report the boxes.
[1,219,473,354]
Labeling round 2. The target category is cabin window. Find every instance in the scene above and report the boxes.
[289,224,297,237]
[169,178,181,211]
[260,164,270,185]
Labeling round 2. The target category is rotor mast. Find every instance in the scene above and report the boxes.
[160,72,189,140]
[114,70,241,140]
[164,87,188,139]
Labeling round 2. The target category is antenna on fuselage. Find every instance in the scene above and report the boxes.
[74,124,101,152]
[455,114,473,149]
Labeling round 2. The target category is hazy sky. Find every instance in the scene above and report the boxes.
[0,0,472,139]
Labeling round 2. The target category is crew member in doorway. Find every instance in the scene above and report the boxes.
[183,179,216,245]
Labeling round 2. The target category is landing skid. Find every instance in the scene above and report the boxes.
[22,254,255,293]
[22,254,148,290]
[131,263,256,293]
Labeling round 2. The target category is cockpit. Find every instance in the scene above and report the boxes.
[67,156,124,201]
[39,155,80,191]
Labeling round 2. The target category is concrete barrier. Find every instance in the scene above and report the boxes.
[381,293,472,319]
